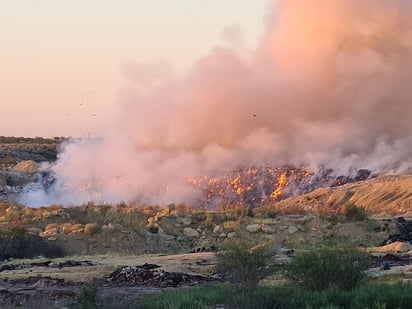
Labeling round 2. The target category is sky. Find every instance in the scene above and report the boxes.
[0,0,267,138]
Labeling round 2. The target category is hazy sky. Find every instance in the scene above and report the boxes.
[1,1,267,137]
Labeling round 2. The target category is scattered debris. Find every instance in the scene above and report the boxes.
[107,263,219,287]
[371,253,412,270]
[382,217,412,244]
[0,260,97,272]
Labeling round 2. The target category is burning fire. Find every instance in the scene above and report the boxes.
[187,166,315,208]
[269,172,287,199]
[35,165,370,208]
[187,166,371,208]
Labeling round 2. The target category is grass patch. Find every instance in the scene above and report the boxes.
[134,284,231,309]
[134,282,412,309]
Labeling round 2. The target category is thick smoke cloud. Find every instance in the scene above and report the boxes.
[22,0,412,206]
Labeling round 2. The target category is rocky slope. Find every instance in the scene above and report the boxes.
[0,202,395,259]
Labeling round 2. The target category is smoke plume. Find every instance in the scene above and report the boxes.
[21,0,412,206]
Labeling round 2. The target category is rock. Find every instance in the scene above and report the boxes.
[42,210,52,218]
[183,227,200,238]
[176,217,183,224]
[42,227,60,237]
[58,212,71,220]
[26,227,42,236]
[262,225,275,234]
[108,223,123,230]
[213,225,223,234]
[182,218,193,227]
[262,218,280,225]
[286,215,308,223]
[157,227,176,240]
[297,224,306,232]
[218,233,227,239]
[45,223,59,231]
[287,225,299,235]
[227,232,236,239]
[159,217,180,237]
[246,224,261,233]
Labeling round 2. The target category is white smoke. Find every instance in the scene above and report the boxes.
[21,0,412,206]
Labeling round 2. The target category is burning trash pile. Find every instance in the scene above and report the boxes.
[20,164,372,208]
[189,166,372,208]
[107,263,219,287]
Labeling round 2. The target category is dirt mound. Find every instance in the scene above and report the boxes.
[10,160,39,174]
[264,175,412,216]
[368,242,412,253]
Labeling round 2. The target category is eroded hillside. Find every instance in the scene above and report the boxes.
[261,175,412,217]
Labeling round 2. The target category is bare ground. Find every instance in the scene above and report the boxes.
[0,252,216,308]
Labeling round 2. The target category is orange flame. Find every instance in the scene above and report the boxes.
[269,172,287,199]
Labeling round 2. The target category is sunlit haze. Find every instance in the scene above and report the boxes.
[1,0,266,137]
[18,0,412,206]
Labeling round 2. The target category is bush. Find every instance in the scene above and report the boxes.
[136,284,231,309]
[274,283,412,308]
[1,155,17,167]
[135,284,283,309]
[344,204,368,221]
[216,240,276,293]
[69,287,98,309]
[84,223,100,235]
[284,245,372,291]
[0,234,64,260]
[135,282,412,309]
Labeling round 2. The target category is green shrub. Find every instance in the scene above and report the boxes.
[344,204,368,221]
[70,287,98,309]
[0,234,64,261]
[284,245,372,291]
[216,240,276,293]
[135,284,231,309]
[274,283,412,308]
[135,283,412,309]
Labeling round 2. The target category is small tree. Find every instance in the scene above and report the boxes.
[284,245,372,291]
[216,240,276,292]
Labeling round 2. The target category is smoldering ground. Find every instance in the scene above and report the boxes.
[21,0,412,206]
